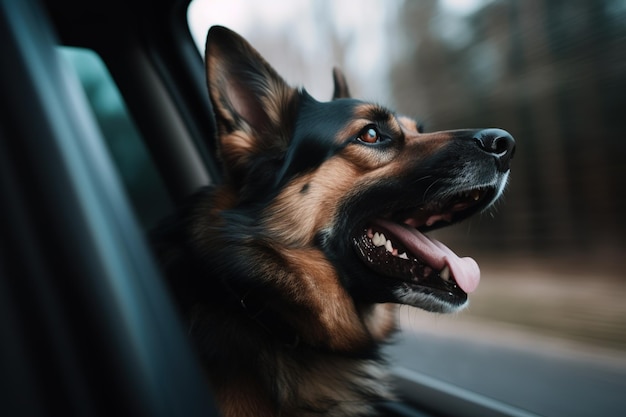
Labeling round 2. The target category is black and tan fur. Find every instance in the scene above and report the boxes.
[155,26,515,417]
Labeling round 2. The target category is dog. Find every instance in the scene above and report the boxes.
[155,26,515,417]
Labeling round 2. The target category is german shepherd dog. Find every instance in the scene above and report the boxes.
[156,26,515,417]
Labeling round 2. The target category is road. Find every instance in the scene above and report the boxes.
[384,314,626,417]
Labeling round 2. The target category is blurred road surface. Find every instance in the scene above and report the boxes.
[386,312,626,417]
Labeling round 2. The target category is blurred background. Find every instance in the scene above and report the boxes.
[186,0,626,350]
[65,0,626,415]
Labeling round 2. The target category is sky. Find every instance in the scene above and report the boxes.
[186,0,492,103]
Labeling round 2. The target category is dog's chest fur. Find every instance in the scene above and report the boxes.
[274,354,393,417]
[190,305,394,417]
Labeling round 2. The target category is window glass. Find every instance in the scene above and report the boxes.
[188,1,626,416]
[59,47,172,229]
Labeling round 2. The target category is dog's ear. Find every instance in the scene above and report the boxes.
[205,26,296,183]
[332,67,351,99]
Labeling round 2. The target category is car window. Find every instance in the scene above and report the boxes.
[187,1,626,416]
[59,47,173,230]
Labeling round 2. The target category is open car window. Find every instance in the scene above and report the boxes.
[187,1,626,416]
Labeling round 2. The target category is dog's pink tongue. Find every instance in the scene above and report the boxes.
[374,219,480,293]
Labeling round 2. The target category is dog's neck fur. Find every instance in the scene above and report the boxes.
[189,299,396,417]
[223,278,302,348]
[155,184,398,416]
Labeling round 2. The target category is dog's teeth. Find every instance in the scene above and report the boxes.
[440,265,450,281]
[398,252,409,260]
[371,232,397,254]
[471,190,481,201]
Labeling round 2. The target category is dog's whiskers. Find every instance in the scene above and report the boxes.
[422,178,442,201]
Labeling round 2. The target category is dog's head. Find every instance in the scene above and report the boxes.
[203,26,514,323]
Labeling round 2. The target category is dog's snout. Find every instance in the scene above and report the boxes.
[473,128,516,171]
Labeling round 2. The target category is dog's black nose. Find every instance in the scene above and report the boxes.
[473,128,516,171]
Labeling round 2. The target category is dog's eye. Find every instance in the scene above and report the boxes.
[358,127,382,144]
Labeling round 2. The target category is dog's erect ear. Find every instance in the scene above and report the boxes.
[332,67,351,99]
[205,26,296,182]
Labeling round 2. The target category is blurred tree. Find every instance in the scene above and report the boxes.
[391,0,626,264]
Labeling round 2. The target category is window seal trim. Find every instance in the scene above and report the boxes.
[391,367,542,417]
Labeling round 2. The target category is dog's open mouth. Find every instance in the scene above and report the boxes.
[353,187,494,299]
